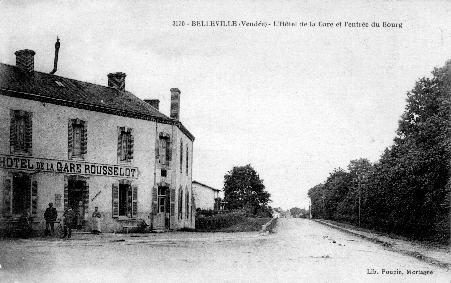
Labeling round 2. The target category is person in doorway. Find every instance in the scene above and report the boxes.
[76,201,84,230]
[63,207,75,239]
[44,203,57,236]
[19,209,32,238]
[91,207,102,234]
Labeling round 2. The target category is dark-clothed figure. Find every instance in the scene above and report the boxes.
[19,209,32,237]
[76,201,84,230]
[63,208,75,239]
[91,207,101,234]
[44,203,57,235]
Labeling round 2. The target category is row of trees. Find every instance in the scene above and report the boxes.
[308,60,450,243]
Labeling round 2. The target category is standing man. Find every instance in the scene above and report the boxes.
[63,207,75,239]
[44,203,57,236]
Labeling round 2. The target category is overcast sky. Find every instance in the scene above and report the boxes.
[1,0,450,209]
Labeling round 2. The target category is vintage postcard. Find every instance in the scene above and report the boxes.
[0,0,449,282]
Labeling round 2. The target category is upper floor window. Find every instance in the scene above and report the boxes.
[117,127,134,162]
[158,134,171,166]
[68,119,87,159]
[180,140,183,173]
[10,110,32,155]
[186,145,189,176]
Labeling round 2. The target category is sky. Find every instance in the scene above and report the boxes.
[1,0,450,210]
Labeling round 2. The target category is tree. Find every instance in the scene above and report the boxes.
[223,164,271,216]
[308,60,450,242]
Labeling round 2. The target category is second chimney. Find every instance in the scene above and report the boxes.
[107,72,126,91]
[170,88,181,120]
[15,49,36,73]
[144,99,160,110]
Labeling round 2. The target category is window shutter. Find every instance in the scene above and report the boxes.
[10,110,17,153]
[186,146,189,175]
[167,140,172,163]
[159,139,166,165]
[112,182,119,218]
[128,129,134,161]
[68,119,73,159]
[152,186,158,214]
[64,176,69,210]
[155,137,159,160]
[117,127,123,162]
[24,112,32,154]
[3,177,12,215]
[180,141,183,173]
[83,181,89,214]
[81,120,87,156]
[170,188,175,217]
[132,185,138,217]
[31,180,38,215]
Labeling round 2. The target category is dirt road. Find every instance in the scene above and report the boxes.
[0,218,449,282]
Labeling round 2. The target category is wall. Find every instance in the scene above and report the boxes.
[192,183,218,210]
[0,94,194,231]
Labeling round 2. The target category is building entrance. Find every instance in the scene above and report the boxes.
[154,186,170,230]
[67,177,88,229]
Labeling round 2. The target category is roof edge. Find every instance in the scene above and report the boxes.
[0,88,195,141]
[192,180,221,191]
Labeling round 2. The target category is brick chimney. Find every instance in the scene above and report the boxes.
[15,49,36,73]
[107,72,126,91]
[170,88,181,120]
[144,99,160,110]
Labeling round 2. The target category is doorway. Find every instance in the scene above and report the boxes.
[12,173,31,215]
[67,177,88,228]
[154,186,170,230]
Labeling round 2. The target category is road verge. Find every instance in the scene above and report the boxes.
[313,219,450,269]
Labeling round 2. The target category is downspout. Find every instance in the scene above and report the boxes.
[151,122,157,230]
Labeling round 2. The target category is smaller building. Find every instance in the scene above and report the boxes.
[192,181,221,211]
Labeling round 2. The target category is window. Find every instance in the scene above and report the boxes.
[112,181,137,218]
[117,127,134,162]
[178,187,182,219]
[68,119,87,159]
[158,187,167,213]
[186,145,189,176]
[180,140,183,173]
[185,189,189,219]
[158,135,171,166]
[10,110,32,154]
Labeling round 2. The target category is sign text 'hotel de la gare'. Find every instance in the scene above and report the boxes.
[0,155,138,179]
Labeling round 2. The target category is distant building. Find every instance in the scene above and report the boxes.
[192,181,221,211]
[0,45,195,232]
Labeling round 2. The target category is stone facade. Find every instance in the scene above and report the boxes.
[0,49,194,233]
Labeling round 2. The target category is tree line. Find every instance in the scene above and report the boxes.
[308,60,450,243]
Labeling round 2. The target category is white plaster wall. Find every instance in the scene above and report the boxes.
[0,95,162,231]
[192,183,217,210]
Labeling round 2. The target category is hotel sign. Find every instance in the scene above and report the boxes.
[0,154,138,179]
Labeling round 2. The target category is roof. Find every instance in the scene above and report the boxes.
[192,180,221,192]
[0,63,194,141]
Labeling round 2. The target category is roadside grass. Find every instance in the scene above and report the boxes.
[321,219,449,249]
[195,211,270,232]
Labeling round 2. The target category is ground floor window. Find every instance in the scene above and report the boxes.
[112,181,137,218]
[119,183,132,216]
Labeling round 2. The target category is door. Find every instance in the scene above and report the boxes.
[68,178,88,228]
[154,186,169,230]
